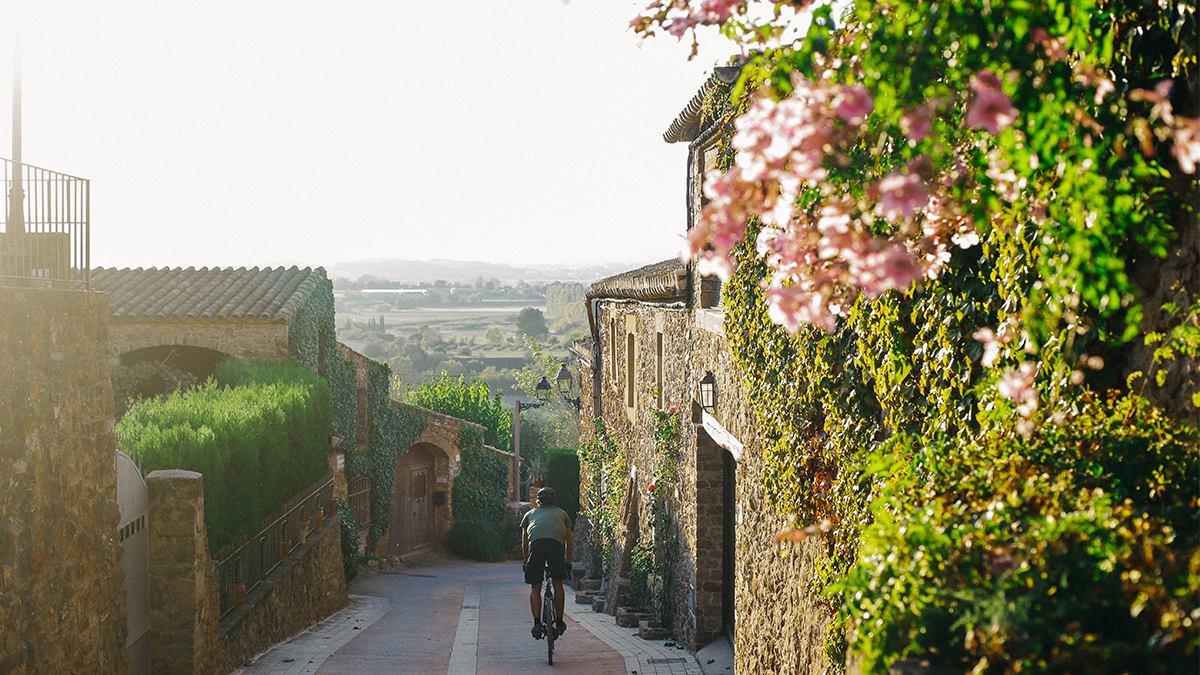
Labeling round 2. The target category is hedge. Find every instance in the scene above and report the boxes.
[116,358,333,552]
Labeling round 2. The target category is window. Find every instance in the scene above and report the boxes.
[626,333,635,409]
[656,332,664,409]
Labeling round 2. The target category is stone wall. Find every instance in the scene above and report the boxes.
[583,299,832,673]
[219,514,348,674]
[107,319,289,364]
[145,468,349,675]
[0,287,129,674]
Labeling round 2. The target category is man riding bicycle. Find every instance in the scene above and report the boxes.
[521,486,573,640]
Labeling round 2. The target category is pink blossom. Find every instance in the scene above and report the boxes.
[873,172,929,222]
[998,362,1039,415]
[973,328,1002,367]
[967,88,1018,135]
[1172,118,1200,174]
[832,85,873,125]
[900,102,936,142]
[765,282,837,333]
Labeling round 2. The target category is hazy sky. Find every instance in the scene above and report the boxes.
[0,1,737,271]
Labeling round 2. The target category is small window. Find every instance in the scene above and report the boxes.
[656,332,664,409]
[626,333,635,408]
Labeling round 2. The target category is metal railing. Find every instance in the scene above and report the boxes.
[347,475,371,533]
[214,472,336,618]
[0,158,90,289]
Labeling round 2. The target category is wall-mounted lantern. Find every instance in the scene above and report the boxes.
[698,371,717,412]
[328,433,343,449]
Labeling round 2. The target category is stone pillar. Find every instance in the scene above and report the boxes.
[330,450,348,501]
[147,470,218,675]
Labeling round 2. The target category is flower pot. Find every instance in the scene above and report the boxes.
[532,475,545,489]
[300,521,310,545]
[281,540,292,561]
[314,508,324,530]
[328,499,338,518]
[234,582,247,608]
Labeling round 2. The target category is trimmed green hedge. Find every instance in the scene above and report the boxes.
[116,358,333,552]
[545,447,580,525]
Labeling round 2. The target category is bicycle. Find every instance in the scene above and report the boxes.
[540,562,558,665]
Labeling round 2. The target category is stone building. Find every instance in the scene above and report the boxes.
[574,67,831,674]
[1,287,130,674]
[91,265,332,377]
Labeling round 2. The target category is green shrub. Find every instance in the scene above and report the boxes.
[445,519,505,562]
[116,358,333,552]
[111,361,200,420]
[545,447,580,525]
[337,498,365,584]
[499,511,523,559]
[839,393,1199,674]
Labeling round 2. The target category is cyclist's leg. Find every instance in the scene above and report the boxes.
[552,579,566,624]
[529,582,542,620]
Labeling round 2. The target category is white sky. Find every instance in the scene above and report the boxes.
[0,1,738,271]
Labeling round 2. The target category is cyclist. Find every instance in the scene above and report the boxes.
[521,486,573,640]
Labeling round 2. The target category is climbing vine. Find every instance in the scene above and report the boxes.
[345,362,427,548]
[578,418,627,573]
[451,424,510,526]
[643,405,683,626]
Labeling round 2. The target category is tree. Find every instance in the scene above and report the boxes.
[514,307,548,340]
[484,326,504,344]
[403,372,512,452]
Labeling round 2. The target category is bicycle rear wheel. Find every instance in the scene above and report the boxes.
[543,580,555,665]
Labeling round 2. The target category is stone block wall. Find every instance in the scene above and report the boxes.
[583,300,832,673]
[145,468,349,675]
[107,319,289,364]
[219,514,348,673]
[0,287,129,675]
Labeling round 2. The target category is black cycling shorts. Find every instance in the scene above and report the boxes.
[525,538,568,585]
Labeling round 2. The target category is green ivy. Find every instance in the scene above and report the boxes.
[579,418,627,574]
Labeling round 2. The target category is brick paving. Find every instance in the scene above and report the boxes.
[233,595,391,675]
[234,589,703,675]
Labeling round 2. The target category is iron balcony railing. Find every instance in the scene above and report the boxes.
[0,157,90,289]
[347,475,371,533]
[213,472,336,618]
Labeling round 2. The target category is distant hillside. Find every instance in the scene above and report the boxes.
[326,258,661,286]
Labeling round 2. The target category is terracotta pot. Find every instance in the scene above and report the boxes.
[314,508,324,530]
[281,540,292,561]
[234,582,247,608]
[329,499,339,518]
[532,475,545,489]
[300,521,310,545]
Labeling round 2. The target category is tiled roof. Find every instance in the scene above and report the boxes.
[663,65,744,144]
[587,259,687,302]
[92,265,326,322]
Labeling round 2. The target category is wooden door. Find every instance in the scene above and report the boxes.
[389,446,434,556]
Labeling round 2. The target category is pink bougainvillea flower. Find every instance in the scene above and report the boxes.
[832,85,873,125]
[666,405,678,414]
[873,172,929,222]
[1172,118,1200,174]
[973,327,1002,367]
[900,102,937,142]
[647,482,657,493]
[967,87,1018,135]
[765,282,837,334]
[998,362,1039,416]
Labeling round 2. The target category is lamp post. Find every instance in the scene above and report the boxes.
[513,379,551,503]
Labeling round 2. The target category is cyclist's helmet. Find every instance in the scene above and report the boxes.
[536,487,557,507]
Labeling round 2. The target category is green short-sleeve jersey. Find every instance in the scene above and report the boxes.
[521,506,571,547]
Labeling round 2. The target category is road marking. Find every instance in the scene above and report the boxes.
[447,585,480,675]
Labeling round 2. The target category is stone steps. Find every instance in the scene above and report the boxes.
[638,620,671,640]
[616,606,654,628]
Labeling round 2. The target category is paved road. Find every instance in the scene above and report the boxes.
[236,554,703,675]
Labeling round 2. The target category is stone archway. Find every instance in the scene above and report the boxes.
[388,444,436,557]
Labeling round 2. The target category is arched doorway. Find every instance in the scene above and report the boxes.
[389,445,435,557]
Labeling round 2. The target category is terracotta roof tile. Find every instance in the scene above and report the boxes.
[92,265,326,322]
[587,259,687,302]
